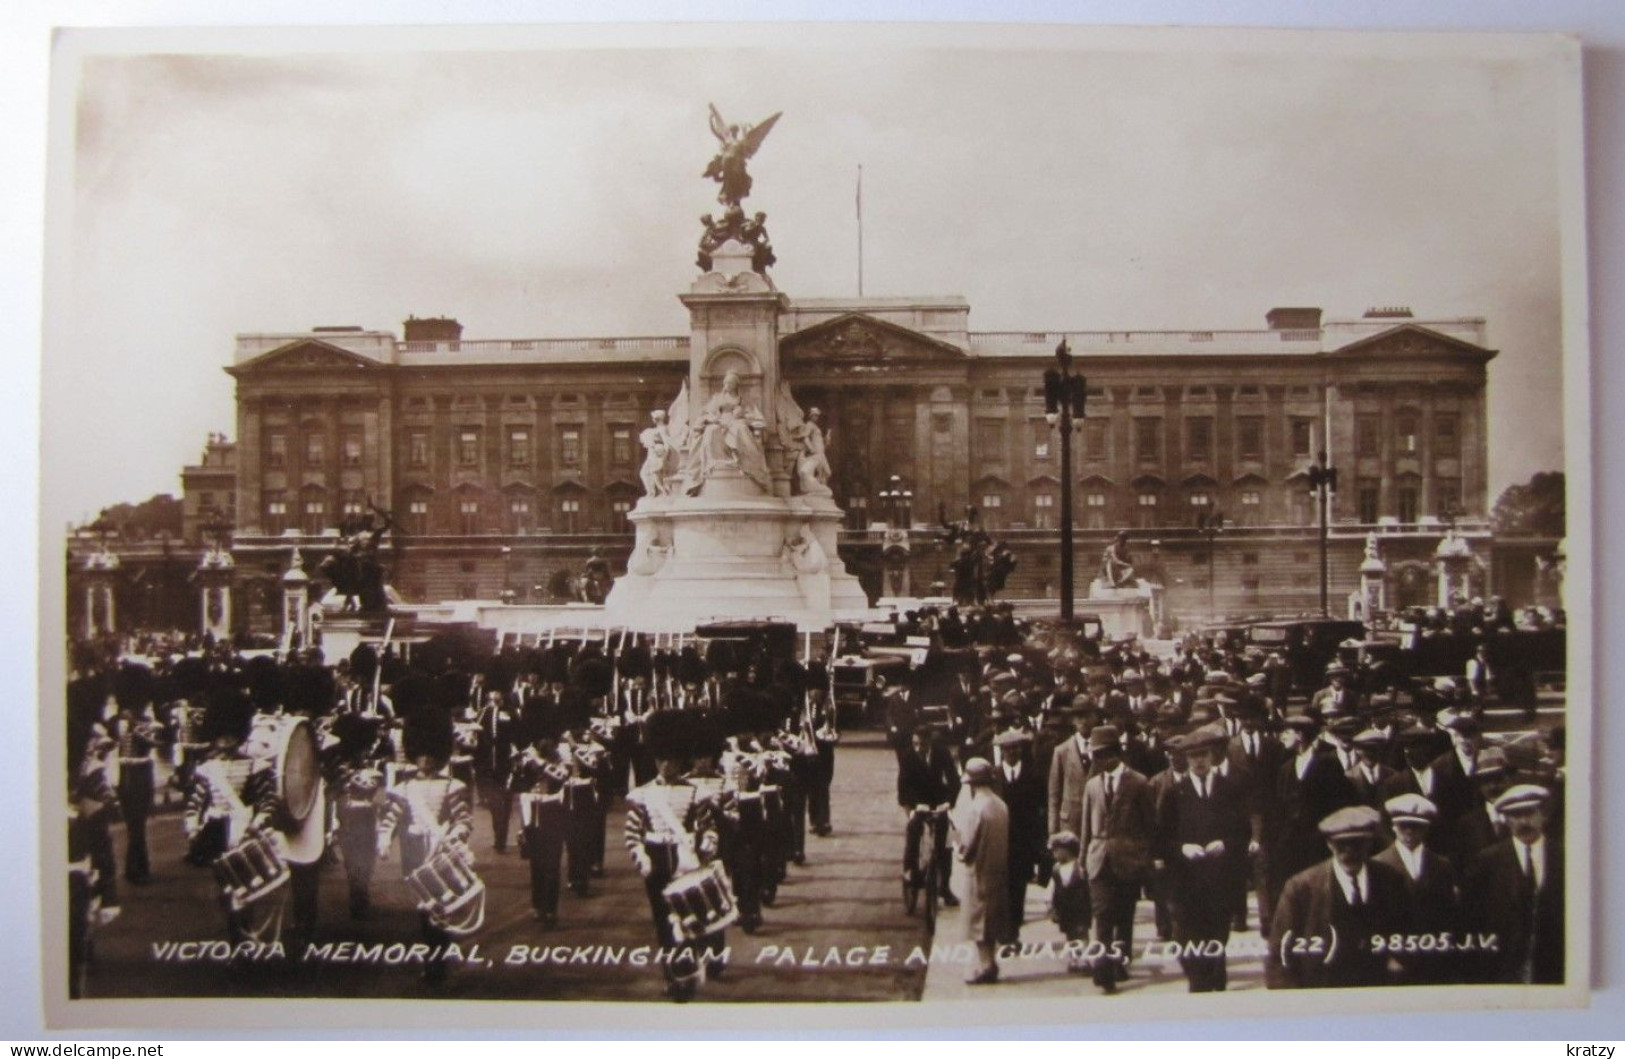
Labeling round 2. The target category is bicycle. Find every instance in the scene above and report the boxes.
[902,803,951,930]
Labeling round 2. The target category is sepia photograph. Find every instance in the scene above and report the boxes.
[36,21,1592,1031]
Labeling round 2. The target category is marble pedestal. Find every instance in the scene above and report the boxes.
[1082,580,1163,639]
[603,470,872,632]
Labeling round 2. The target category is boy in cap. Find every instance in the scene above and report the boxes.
[1046,830,1091,972]
[1267,805,1407,989]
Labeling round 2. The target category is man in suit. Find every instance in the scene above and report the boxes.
[1078,725,1157,994]
[1310,663,1363,718]
[897,726,960,907]
[1346,728,1397,810]
[1046,706,1094,839]
[1376,793,1461,984]
[991,730,1045,942]
[1147,731,1191,942]
[1430,712,1486,829]
[1264,714,1359,935]
[1156,724,1260,992]
[1447,746,1513,869]
[1464,784,1564,984]
[1267,805,1409,989]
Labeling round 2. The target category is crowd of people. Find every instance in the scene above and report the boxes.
[879,604,1566,991]
[66,630,839,1001]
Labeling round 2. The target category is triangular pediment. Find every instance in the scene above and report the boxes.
[780,313,966,365]
[229,338,385,375]
[1326,324,1496,363]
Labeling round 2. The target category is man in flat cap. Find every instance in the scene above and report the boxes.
[1347,728,1397,810]
[1431,710,1486,829]
[1264,713,1358,936]
[1267,805,1407,989]
[1047,705,1095,840]
[1310,663,1362,718]
[1376,793,1460,983]
[991,728,1044,943]
[1078,724,1156,994]
[954,758,1011,985]
[1464,784,1563,984]
[1446,745,1514,870]
[1156,724,1259,992]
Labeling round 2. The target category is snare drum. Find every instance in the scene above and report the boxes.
[406,844,486,937]
[212,831,291,912]
[661,861,740,941]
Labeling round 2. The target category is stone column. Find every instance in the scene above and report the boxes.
[282,547,311,646]
[1358,532,1387,618]
[196,547,235,640]
[1434,530,1473,609]
[83,549,120,637]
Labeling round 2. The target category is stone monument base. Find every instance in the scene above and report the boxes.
[604,470,872,633]
[315,593,414,664]
[1083,580,1164,639]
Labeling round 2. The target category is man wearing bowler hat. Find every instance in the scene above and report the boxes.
[1078,724,1156,994]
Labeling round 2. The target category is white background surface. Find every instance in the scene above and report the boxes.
[2,0,1619,1040]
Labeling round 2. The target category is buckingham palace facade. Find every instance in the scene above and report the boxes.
[70,297,1563,637]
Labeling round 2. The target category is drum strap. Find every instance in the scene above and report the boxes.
[199,759,253,846]
[649,787,700,875]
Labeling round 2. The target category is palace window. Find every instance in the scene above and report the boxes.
[611,426,634,467]
[1357,481,1380,524]
[1084,420,1108,461]
[1398,483,1420,525]
[459,499,480,535]
[1033,421,1051,461]
[846,495,869,531]
[458,429,480,466]
[1134,417,1161,462]
[302,498,325,535]
[1084,491,1107,530]
[1395,411,1420,454]
[1241,490,1261,506]
[1032,492,1055,529]
[341,493,364,521]
[611,498,633,532]
[560,428,583,469]
[1236,416,1265,460]
[1135,490,1160,528]
[1436,477,1463,517]
[341,432,363,467]
[1188,491,1212,507]
[266,432,287,469]
[1290,418,1314,458]
[507,428,531,468]
[304,433,325,466]
[976,420,1006,461]
[1435,414,1460,458]
[1356,415,1382,457]
[264,494,288,535]
[407,499,429,535]
[558,496,581,534]
[509,496,533,534]
[408,431,430,469]
[1186,417,1212,462]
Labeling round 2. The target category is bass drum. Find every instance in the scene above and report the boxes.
[247,715,325,865]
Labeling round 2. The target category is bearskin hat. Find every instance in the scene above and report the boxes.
[643,709,694,761]
[402,705,455,764]
[687,710,726,761]
[113,662,155,712]
[200,688,256,744]
[330,711,381,761]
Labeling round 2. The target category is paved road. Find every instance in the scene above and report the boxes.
[81,731,929,1003]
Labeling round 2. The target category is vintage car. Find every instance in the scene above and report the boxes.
[828,621,921,727]
[1247,617,1368,694]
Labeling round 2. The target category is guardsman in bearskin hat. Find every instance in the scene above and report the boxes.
[679,711,737,971]
[624,709,722,1002]
[377,706,474,987]
[183,691,281,942]
[330,712,387,920]
[509,711,572,928]
[106,665,162,885]
[69,726,123,996]
[565,717,614,882]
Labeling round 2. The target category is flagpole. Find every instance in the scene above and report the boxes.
[856,164,864,298]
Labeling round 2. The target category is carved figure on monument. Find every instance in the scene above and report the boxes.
[775,385,833,497]
[682,370,771,495]
[320,500,394,613]
[579,553,613,604]
[638,410,678,497]
[782,525,828,576]
[702,104,782,208]
[696,205,776,275]
[1101,531,1138,589]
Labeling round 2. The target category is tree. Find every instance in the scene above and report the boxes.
[84,494,184,541]
[1491,471,1565,537]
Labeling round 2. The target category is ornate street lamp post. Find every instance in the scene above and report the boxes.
[1307,451,1338,617]
[878,475,913,530]
[1044,340,1087,622]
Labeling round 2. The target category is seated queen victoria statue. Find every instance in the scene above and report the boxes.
[682,370,772,495]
